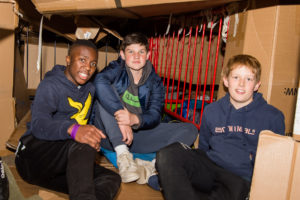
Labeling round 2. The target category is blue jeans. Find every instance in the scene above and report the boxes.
[93,101,198,153]
[156,142,250,200]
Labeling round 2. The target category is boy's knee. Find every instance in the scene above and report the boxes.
[157,142,181,167]
[69,142,97,159]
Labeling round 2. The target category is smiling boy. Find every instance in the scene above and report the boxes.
[92,33,197,184]
[15,40,121,200]
[156,54,285,200]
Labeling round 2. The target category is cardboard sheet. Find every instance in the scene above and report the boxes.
[250,130,300,200]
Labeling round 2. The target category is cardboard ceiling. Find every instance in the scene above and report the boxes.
[17,0,243,42]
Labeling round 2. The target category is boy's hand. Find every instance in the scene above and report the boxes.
[115,108,139,126]
[118,124,133,145]
[69,124,106,151]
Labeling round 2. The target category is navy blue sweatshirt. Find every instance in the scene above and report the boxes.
[198,92,285,181]
[23,65,95,140]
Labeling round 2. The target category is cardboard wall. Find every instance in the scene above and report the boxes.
[218,5,300,134]
[24,41,118,89]
[250,130,300,200]
[0,2,18,30]
[0,3,16,150]
[0,98,15,150]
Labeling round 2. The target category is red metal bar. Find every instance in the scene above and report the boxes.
[164,109,200,129]
[155,36,160,72]
[210,18,223,103]
[193,23,206,124]
[175,28,186,114]
[199,20,213,126]
[186,25,199,121]
[180,27,193,116]
[159,35,165,77]
[163,35,171,85]
[169,30,181,112]
[149,37,153,62]
[165,32,176,108]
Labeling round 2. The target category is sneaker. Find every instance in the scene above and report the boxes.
[135,158,156,185]
[117,152,139,183]
[147,174,161,191]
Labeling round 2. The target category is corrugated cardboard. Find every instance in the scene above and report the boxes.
[250,130,300,200]
[14,47,31,123]
[0,2,18,30]
[0,29,15,98]
[218,5,300,134]
[0,98,15,150]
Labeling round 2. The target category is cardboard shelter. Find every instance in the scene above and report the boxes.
[0,0,300,200]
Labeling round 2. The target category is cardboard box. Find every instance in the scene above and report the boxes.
[218,5,300,134]
[250,130,300,200]
[0,2,18,30]
[0,29,15,98]
[0,98,15,150]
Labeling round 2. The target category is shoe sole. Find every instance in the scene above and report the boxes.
[121,174,140,183]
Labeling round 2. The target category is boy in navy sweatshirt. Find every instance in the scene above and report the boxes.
[15,40,121,200]
[156,54,285,200]
[91,33,198,184]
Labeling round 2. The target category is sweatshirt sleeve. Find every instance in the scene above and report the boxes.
[30,80,74,140]
[198,109,210,151]
[93,61,124,115]
[270,111,285,135]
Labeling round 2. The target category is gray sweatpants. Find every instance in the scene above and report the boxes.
[92,101,198,153]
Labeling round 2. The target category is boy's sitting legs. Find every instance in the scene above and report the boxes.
[94,102,139,182]
[15,135,121,199]
[156,142,250,200]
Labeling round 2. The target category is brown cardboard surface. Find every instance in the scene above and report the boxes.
[24,41,69,89]
[14,46,31,123]
[30,0,239,19]
[250,130,300,200]
[0,2,18,30]
[218,5,300,134]
[0,98,15,150]
[0,29,15,98]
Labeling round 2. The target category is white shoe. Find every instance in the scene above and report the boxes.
[135,158,157,184]
[117,152,139,183]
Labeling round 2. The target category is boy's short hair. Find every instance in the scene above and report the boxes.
[222,54,261,82]
[120,33,149,52]
[68,39,97,56]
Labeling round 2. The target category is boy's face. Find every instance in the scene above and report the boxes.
[65,46,97,86]
[223,65,261,109]
[120,43,150,71]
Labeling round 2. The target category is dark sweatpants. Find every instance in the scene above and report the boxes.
[93,102,198,153]
[156,142,250,200]
[15,134,121,200]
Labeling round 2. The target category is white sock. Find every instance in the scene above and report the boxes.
[115,145,129,157]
